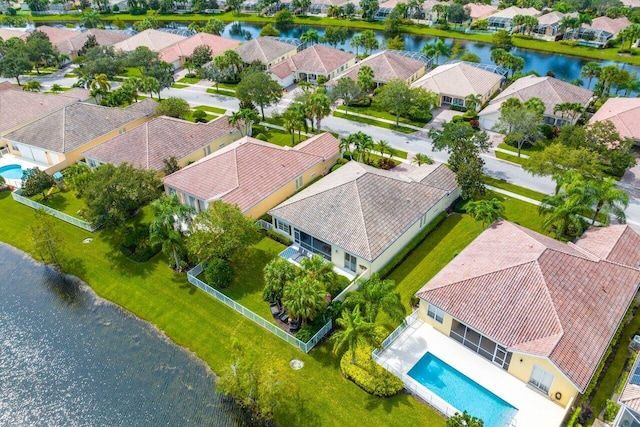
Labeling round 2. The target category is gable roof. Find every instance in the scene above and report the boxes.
[488,6,540,20]
[82,115,238,171]
[269,161,457,262]
[412,62,503,98]
[464,3,497,19]
[480,75,593,117]
[5,99,157,154]
[416,221,640,392]
[162,133,339,212]
[270,44,355,78]
[583,16,632,36]
[589,97,640,141]
[31,25,78,44]
[0,28,28,40]
[575,224,640,269]
[0,89,90,135]
[235,37,298,65]
[537,11,575,26]
[113,29,187,52]
[55,28,131,56]
[329,50,427,84]
[159,33,240,64]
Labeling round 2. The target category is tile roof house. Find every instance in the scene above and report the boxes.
[4,99,157,174]
[269,44,356,87]
[31,25,78,45]
[565,16,632,47]
[589,98,640,143]
[532,11,578,39]
[162,132,340,218]
[82,115,243,171]
[487,6,540,31]
[235,37,299,68]
[328,50,430,88]
[412,62,504,108]
[464,3,497,21]
[270,161,459,278]
[55,28,132,59]
[416,221,640,409]
[113,29,187,53]
[478,75,593,130]
[0,88,90,140]
[159,33,240,70]
[0,28,28,40]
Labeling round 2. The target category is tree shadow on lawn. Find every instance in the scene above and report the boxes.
[102,239,160,278]
[61,256,87,280]
[223,247,271,300]
[364,392,416,414]
[38,192,70,213]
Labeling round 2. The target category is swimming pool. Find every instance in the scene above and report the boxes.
[408,353,517,427]
[0,164,24,180]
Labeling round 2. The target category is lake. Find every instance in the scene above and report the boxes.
[0,243,247,427]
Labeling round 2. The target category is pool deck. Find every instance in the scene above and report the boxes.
[0,153,48,188]
[375,318,570,427]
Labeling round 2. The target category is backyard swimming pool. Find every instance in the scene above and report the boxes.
[408,352,517,427]
[0,164,23,180]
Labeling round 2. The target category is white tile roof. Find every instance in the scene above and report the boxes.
[412,62,502,99]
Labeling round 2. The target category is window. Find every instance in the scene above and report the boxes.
[295,176,304,190]
[88,158,97,168]
[419,213,430,228]
[529,365,554,394]
[197,199,205,212]
[203,145,211,156]
[276,219,291,234]
[344,252,357,273]
[167,187,177,196]
[11,143,18,151]
[442,96,453,105]
[427,304,445,324]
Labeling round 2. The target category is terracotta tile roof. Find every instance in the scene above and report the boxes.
[55,29,131,56]
[329,50,426,85]
[480,75,593,117]
[589,98,640,141]
[537,11,574,26]
[0,28,28,40]
[4,99,157,153]
[620,383,640,412]
[113,29,187,52]
[159,33,240,64]
[82,115,238,171]
[422,0,452,12]
[0,89,89,135]
[412,62,503,99]
[0,81,17,92]
[162,133,339,212]
[269,161,456,261]
[575,224,640,269]
[294,132,343,159]
[32,25,78,44]
[270,45,355,77]
[465,3,497,19]
[621,0,640,7]
[488,6,540,19]
[584,16,632,36]
[416,221,640,392]
[235,37,298,65]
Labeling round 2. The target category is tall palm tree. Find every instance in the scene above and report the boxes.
[539,192,590,239]
[300,29,320,46]
[229,108,260,136]
[463,198,505,231]
[357,65,375,93]
[376,140,392,157]
[262,257,297,304]
[412,153,434,166]
[339,137,353,159]
[580,62,601,90]
[587,177,629,225]
[421,39,451,65]
[299,254,337,289]
[149,195,195,271]
[332,305,378,365]
[305,91,332,131]
[343,274,406,323]
[464,93,482,111]
[282,275,327,325]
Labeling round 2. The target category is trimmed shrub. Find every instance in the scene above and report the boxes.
[451,115,464,123]
[295,325,314,342]
[254,133,268,141]
[604,399,620,422]
[119,223,160,262]
[335,158,348,165]
[377,157,396,170]
[340,345,404,397]
[191,109,207,123]
[331,163,344,172]
[204,257,234,289]
[266,229,292,246]
[565,406,581,427]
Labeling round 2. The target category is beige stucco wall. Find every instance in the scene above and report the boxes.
[266,48,298,69]
[508,353,579,408]
[176,128,244,168]
[418,300,455,336]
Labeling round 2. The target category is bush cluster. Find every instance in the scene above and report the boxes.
[266,229,292,246]
[204,257,234,288]
[340,346,404,397]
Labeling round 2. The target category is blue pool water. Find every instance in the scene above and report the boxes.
[408,353,517,427]
[0,164,23,180]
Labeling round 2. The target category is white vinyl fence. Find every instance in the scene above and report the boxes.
[12,189,98,232]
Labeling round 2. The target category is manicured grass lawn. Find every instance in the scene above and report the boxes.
[253,124,308,147]
[119,67,143,78]
[27,187,85,219]
[484,190,546,234]
[367,153,401,168]
[171,83,188,89]
[219,237,286,322]
[333,111,416,134]
[495,150,529,166]
[389,147,409,159]
[337,105,430,128]
[194,105,226,115]
[497,142,545,155]
[0,191,447,427]
[206,87,237,97]
[178,77,201,84]
[482,176,548,201]
[184,111,217,123]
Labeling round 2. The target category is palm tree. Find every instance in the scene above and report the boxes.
[89,73,111,92]
[262,257,297,304]
[300,29,320,46]
[281,108,299,145]
[149,195,195,271]
[587,177,629,225]
[560,16,579,40]
[464,93,482,111]
[332,305,378,365]
[299,254,337,289]
[305,91,332,131]
[411,153,434,166]
[229,108,260,137]
[376,140,392,157]
[282,275,327,325]
[463,198,505,231]
[343,274,406,323]
[22,81,41,92]
[339,137,353,159]
[345,132,374,163]
[421,39,451,65]
[50,83,63,93]
[580,62,601,90]
[357,65,375,93]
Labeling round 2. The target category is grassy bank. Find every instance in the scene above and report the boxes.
[27,12,640,65]
[0,191,446,426]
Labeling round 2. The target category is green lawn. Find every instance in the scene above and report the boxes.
[497,142,545,155]
[333,111,416,134]
[484,190,546,234]
[119,67,143,78]
[171,83,189,89]
[178,77,201,84]
[26,187,86,219]
[206,87,237,98]
[337,105,430,128]
[482,176,548,202]
[367,153,401,168]
[495,150,529,166]
[0,191,447,427]
[184,111,218,123]
[194,105,226,115]
[253,124,308,147]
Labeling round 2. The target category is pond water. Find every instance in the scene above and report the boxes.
[0,243,247,427]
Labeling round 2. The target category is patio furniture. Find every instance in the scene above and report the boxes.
[270,302,281,317]
[289,318,300,333]
[278,310,289,323]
